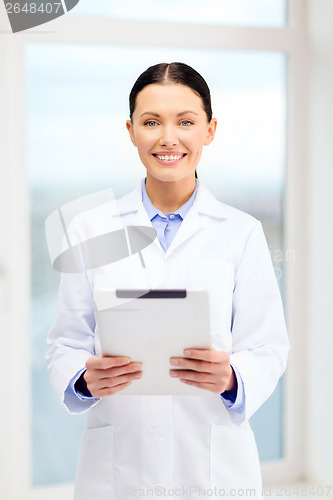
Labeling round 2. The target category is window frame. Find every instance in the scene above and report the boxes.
[0,0,307,496]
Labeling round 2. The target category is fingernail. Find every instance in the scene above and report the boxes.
[184,350,190,356]
[133,372,142,379]
[170,359,179,366]
[170,371,178,377]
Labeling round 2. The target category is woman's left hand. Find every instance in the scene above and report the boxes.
[170,348,237,394]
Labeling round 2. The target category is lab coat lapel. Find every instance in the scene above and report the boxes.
[165,207,202,256]
[115,182,149,226]
[165,181,226,256]
[115,182,165,259]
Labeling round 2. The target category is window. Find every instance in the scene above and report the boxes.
[69,0,287,27]
[27,42,286,484]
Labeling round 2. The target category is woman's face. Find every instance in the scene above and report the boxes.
[126,83,217,184]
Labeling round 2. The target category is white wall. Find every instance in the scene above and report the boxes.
[0,7,31,498]
[306,0,333,484]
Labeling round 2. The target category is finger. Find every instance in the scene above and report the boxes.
[170,357,213,373]
[92,381,133,398]
[101,371,142,387]
[101,362,142,379]
[90,371,142,394]
[85,368,142,389]
[86,355,131,371]
[179,379,221,394]
[182,348,229,363]
[170,369,215,383]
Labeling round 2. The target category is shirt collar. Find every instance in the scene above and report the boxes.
[141,178,198,221]
[116,179,228,221]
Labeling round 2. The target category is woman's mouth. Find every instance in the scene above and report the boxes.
[152,152,187,165]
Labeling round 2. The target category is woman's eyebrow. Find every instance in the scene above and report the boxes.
[177,111,199,117]
[139,110,199,118]
[140,112,160,118]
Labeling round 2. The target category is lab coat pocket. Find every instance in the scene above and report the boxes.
[210,424,262,496]
[74,425,113,500]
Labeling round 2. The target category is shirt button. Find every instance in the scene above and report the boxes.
[165,225,171,231]
[169,214,175,219]
[152,427,165,437]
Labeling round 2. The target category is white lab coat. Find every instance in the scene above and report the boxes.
[46,180,289,500]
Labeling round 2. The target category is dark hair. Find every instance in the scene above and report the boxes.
[129,62,213,122]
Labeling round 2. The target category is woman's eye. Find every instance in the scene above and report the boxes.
[180,120,192,126]
[144,121,157,127]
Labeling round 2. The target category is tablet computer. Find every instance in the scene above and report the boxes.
[94,289,211,395]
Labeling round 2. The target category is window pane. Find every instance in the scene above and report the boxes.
[69,0,287,27]
[27,43,286,484]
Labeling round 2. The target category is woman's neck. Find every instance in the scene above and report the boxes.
[145,174,196,214]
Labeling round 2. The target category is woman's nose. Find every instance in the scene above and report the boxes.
[159,126,179,147]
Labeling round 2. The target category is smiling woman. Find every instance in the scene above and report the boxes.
[125,62,217,212]
[46,62,289,500]
[127,85,216,203]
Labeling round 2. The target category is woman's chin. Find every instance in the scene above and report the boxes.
[146,168,195,184]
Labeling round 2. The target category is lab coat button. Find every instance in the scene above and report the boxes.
[165,225,171,231]
[152,426,165,437]
[169,214,175,219]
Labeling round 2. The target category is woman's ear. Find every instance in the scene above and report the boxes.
[204,118,217,146]
[126,120,137,147]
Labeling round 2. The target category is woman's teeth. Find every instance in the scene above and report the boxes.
[155,154,184,161]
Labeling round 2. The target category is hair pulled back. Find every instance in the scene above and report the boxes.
[129,62,212,122]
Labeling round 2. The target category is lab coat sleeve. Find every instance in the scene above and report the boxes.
[220,364,245,411]
[46,269,99,415]
[64,367,100,414]
[230,221,289,421]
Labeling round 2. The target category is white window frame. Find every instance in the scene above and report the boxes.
[0,1,307,497]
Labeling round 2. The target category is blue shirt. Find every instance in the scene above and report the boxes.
[141,178,198,253]
[67,179,245,416]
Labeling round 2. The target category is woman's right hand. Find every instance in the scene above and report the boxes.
[83,356,142,398]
